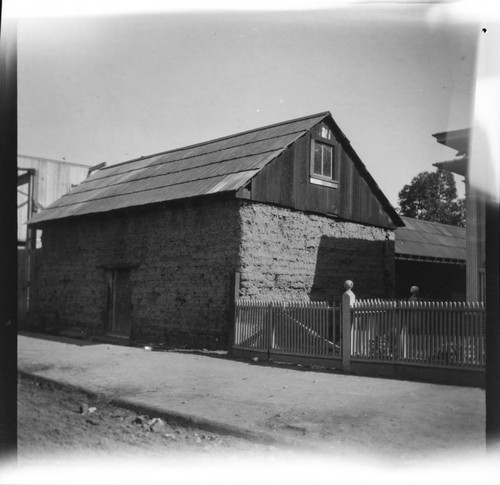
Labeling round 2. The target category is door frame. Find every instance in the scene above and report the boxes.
[102,263,137,338]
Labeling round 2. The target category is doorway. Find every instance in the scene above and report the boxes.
[107,268,132,337]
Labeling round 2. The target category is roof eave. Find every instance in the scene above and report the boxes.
[432,128,470,155]
[27,190,240,228]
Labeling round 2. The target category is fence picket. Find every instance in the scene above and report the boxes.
[349,298,485,369]
[234,298,485,370]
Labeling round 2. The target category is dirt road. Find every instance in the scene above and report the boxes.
[13,374,498,485]
[17,375,274,464]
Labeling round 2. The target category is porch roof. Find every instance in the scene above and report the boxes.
[395,216,466,263]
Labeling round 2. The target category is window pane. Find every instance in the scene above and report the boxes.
[320,123,333,140]
[313,144,322,175]
[323,145,333,178]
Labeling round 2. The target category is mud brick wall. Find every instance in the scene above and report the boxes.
[33,198,241,348]
[32,197,395,349]
[238,202,395,302]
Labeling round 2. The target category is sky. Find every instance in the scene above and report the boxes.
[13,1,482,206]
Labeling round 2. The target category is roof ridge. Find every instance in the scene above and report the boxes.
[400,216,465,230]
[96,111,330,172]
[87,130,306,183]
[18,153,91,169]
[60,148,284,198]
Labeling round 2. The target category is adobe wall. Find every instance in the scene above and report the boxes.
[32,198,395,349]
[238,202,395,302]
[32,198,241,348]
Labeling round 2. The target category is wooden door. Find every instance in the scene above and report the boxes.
[108,269,131,337]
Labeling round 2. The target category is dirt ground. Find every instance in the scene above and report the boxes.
[17,334,490,471]
[15,375,499,485]
[14,368,498,485]
[17,375,276,464]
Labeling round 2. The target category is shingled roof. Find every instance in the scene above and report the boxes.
[29,111,401,226]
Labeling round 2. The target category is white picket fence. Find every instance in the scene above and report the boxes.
[234,298,486,371]
[234,300,340,359]
[350,300,485,368]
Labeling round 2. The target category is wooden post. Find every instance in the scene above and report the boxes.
[0,19,18,462]
[228,272,240,354]
[342,280,356,373]
[486,198,500,450]
[399,302,408,361]
[267,302,275,361]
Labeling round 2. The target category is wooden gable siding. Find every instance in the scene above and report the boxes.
[237,126,395,229]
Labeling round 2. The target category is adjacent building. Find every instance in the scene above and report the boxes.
[433,128,485,301]
[395,216,466,301]
[18,155,90,320]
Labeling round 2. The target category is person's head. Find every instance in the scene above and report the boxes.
[410,285,419,295]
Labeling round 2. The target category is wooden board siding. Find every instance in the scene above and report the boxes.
[293,135,308,211]
[18,155,89,209]
[242,123,395,229]
[280,146,294,208]
[250,145,292,208]
[18,155,89,243]
[339,150,353,220]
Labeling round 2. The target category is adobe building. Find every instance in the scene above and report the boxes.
[28,112,403,348]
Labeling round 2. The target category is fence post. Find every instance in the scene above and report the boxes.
[228,272,240,354]
[398,301,407,361]
[342,280,356,373]
[267,302,274,362]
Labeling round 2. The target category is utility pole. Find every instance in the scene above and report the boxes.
[485,198,500,452]
[0,19,18,463]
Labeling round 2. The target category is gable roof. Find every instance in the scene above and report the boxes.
[395,216,465,263]
[29,111,402,226]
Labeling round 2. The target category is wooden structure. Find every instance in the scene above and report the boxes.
[17,155,89,320]
[28,112,403,347]
[395,216,466,300]
[233,295,485,386]
[240,119,398,227]
[29,113,400,228]
[433,129,485,301]
[350,299,485,368]
[18,155,90,247]
[234,299,340,361]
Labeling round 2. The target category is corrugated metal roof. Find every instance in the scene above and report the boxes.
[395,216,466,262]
[29,112,329,224]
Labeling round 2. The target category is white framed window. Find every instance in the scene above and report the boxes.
[310,123,338,188]
[319,123,333,140]
[313,141,333,179]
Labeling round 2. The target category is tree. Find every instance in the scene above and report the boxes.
[397,169,466,227]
